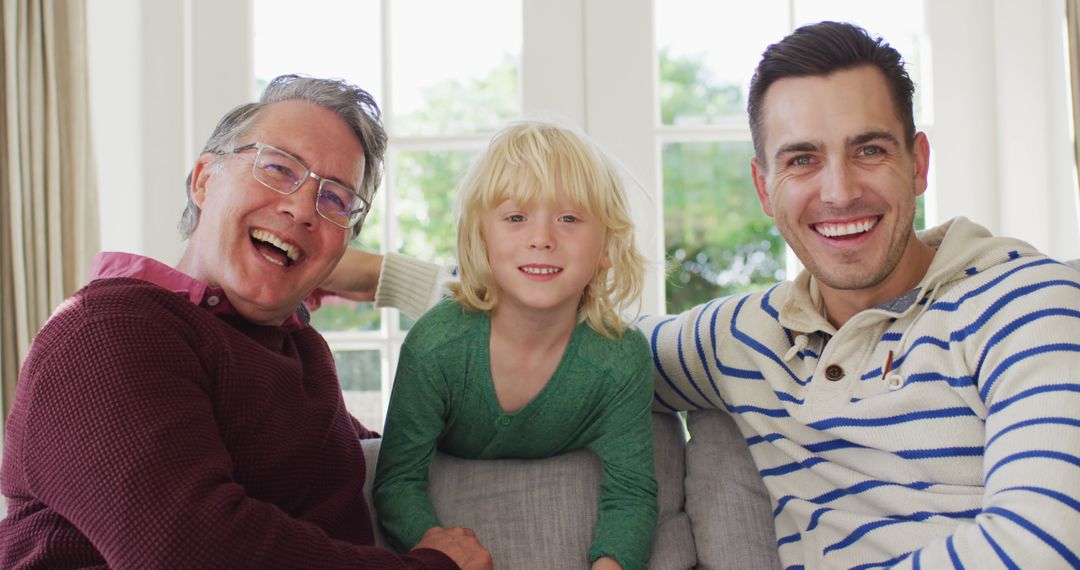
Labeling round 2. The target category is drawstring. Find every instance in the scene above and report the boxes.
[784,334,809,362]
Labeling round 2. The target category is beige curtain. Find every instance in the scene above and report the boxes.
[1070,0,1080,210]
[1,0,98,426]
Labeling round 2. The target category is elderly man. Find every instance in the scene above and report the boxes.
[0,75,491,569]
[330,22,1080,569]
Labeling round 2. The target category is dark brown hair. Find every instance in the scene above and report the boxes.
[747,21,916,166]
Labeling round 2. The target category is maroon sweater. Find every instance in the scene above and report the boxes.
[0,254,456,569]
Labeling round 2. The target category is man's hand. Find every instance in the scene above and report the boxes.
[305,249,384,310]
[414,527,493,570]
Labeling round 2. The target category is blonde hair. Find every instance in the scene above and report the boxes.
[449,119,645,339]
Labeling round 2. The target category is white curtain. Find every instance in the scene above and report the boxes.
[1,0,97,427]
[1069,0,1080,212]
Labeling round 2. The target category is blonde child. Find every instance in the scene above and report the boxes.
[372,119,657,570]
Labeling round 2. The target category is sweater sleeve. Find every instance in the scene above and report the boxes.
[636,296,738,413]
[374,252,454,320]
[4,308,456,570]
[373,338,450,552]
[888,263,1080,568]
[586,335,660,570]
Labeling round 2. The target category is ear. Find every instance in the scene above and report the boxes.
[189,153,217,209]
[599,250,612,270]
[598,232,614,270]
[751,157,775,217]
[911,132,931,197]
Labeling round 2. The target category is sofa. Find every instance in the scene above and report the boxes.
[362,259,1080,568]
[361,410,783,569]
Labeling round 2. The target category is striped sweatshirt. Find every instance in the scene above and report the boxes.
[375,217,1080,569]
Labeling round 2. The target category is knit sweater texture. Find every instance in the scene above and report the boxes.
[0,253,456,570]
[375,218,1080,569]
[373,299,658,570]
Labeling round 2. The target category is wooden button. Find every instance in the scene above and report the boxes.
[824,365,844,381]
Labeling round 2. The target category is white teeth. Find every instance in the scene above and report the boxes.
[262,255,284,267]
[814,218,877,238]
[521,266,561,275]
[250,229,300,262]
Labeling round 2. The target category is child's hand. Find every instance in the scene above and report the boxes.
[591,556,623,570]
[414,526,493,570]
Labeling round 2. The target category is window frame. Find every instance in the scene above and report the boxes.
[88,0,1078,429]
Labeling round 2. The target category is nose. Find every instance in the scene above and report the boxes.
[819,160,862,207]
[278,176,320,228]
[528,220,554,250]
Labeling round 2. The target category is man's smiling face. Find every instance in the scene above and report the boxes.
[751,65,931,305]
[179,100,364,326]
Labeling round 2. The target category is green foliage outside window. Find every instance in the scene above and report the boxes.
[394,54,519,137]
[659,48,786,314]
[658,47,744,123]
[662,141,785,314]
[657,47,927,313]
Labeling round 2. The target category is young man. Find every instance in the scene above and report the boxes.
[0,75,492,570]
[330,22,1080,568]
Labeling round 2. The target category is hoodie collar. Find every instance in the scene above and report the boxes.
[778,217,1021,335]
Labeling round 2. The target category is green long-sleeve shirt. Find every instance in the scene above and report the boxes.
[373,299,658,570]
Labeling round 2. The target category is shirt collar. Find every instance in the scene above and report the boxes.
[89,252,307,331]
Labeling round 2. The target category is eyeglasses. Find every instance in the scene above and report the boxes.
[222,142,369,230]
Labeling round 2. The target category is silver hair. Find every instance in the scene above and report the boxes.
[179,74,387,239]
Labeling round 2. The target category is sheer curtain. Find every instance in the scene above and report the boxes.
[1,0,97,430]
[1069,0,1080,213]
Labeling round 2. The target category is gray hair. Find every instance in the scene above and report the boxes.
[179,74,388,239]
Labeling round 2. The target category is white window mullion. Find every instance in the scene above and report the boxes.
[522,0,586,125]
[582,0,664,315]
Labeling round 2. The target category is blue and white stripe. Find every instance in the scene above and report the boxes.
[641,219,1080,569]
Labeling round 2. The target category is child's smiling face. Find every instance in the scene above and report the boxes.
[481,188,608,321]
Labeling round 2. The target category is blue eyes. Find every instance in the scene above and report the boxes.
[318,191,349,212]
[505,214,579,223]
[787,146,887,167]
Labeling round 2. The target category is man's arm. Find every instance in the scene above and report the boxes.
[4,308,474,569]
[635,294,748,413]
[884,262,1080,568]
[322,249,453,319]
[307,248,385,309]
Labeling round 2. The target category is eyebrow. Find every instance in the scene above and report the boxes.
[850,130,901,147]
[772,130,902,162]
[773,140,822,162]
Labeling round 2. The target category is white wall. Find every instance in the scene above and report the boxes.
[88,0,1080,272]
[88,0,252,265]
[928,0,1079,259]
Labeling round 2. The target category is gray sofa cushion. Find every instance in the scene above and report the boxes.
[363,412,696,569]
[685,410,780,570]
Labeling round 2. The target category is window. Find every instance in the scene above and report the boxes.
[253,0,521,430]
[655,0,930,312]
[249,0,931,428]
